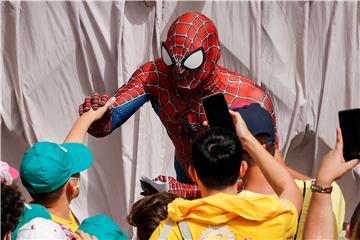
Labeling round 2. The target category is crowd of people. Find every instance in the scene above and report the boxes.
[2,98,360,239]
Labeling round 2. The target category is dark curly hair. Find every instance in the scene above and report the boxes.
[127,192,180,240]
[1,183,24,239]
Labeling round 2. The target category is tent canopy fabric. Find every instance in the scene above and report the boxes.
[1,1,359,235]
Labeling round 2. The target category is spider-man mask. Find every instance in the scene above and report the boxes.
[161,12,221,90]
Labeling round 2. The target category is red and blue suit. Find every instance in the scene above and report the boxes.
[80,12,275,197]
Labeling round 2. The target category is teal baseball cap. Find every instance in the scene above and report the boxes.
[79,214,128,240]
[20,141,93,194]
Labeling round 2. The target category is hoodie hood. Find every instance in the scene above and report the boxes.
[167,191,296,225]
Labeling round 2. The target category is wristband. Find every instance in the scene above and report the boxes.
[310,179,333,194]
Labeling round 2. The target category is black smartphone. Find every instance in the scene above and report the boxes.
[202,93,236,133]
[338,108,360,161]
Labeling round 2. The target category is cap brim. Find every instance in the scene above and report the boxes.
[61,143,93,174]
[252,130,275,141]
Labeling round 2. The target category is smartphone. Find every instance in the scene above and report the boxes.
[338,108,360,161]
[201,93,236,133]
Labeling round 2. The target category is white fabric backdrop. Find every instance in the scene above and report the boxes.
[1,1,359,235]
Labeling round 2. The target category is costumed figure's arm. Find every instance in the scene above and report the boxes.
[79,63,159,137]
[65,98,115,143]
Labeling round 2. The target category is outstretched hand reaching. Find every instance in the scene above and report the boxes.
[79,93,110,115]
[80,96,115,122]
[316,128,359,186]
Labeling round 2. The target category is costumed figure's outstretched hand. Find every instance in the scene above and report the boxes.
[79,93,110,115]
[78,93,114,137]
[64,97,115,144]
[80,96,115,122]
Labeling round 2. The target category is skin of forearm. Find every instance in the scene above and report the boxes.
[288,167,312,180]
[241,135,302,212]
[303,192,336,240]
[63,113,96,143]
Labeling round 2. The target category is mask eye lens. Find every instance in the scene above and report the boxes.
[161,44,173,66]
[183,49,204,70]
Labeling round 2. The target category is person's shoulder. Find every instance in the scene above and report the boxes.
[331,181,343,193]
[149,218,182,240]
[11,203,51,239]
[329,181,345,207]
[239,190,277,199]
[239,190,298,238]
[330,181,346,231]
[239,190,297,213]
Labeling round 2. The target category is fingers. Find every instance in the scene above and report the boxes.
[335,128,343,152]
[229,109,241,121]
[72,232,81,240]
[81,93,110,115]
[91,93,112,110]
[342,159,360,174]
[75,230,97,240]
[79,104,84,116]
[229,109,239,122]
[99,94,109,107]
[78,96,91,116]
[202,121,209,127]
[91,93,100,110]
[229,109,247,127]
[83,96,91,112]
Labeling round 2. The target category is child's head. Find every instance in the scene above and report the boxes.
[127,192,180,240]
[20,142,92,204]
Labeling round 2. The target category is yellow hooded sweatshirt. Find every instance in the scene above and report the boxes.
[150,191,298,239]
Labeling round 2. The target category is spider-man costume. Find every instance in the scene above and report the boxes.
[80,12,275,196]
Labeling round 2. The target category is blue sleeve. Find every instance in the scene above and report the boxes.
[111,93,150,130]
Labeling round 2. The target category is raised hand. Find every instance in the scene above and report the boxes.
[64,97,115,144]
[317,128,360,186]
[82,97,115,122]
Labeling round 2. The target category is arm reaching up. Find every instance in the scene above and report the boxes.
[303,128,359,240]
[64,98,115,144]
[78,61,165,138]
[229,110,303,214]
